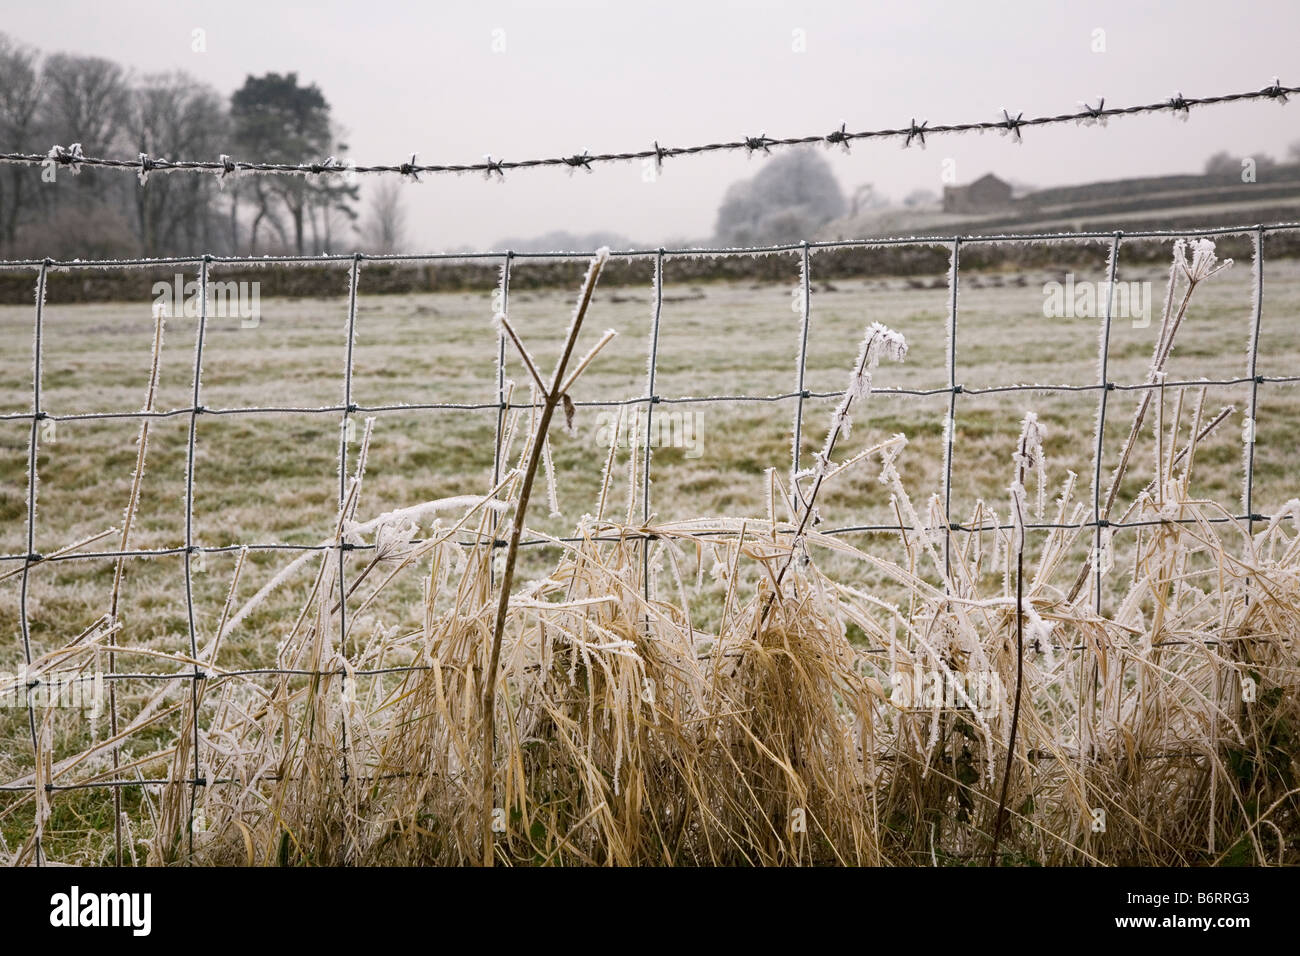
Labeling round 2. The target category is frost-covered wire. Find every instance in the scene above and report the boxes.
[2,80,1294,184]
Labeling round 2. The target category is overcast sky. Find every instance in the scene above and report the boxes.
[5,0,1298,250]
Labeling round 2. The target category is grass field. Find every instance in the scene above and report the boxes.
[3,243,1299,861]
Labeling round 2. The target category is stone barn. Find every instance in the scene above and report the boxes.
[942,173,1013,213]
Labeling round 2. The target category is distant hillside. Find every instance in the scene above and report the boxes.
[822,164,1300,239]
[5,167,1299,306]
[489,229,636,254]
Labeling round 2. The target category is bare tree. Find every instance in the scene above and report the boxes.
[42,52,129,153]
[358,178,408,254]
[304,121,359,252]
[37,52,132,254]
[123,72,227,255]
[0,33,44,254]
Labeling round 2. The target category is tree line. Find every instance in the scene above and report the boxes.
[0,33,407,259]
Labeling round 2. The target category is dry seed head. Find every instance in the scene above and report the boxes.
[1010,412,1046,550]
[1013,411,1046,473]
[1179,237,1233,282]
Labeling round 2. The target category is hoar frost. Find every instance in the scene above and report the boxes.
[1009,412,1046,553]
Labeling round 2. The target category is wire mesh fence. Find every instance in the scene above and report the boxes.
[1,220,1297,863]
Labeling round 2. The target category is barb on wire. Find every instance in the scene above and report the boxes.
[1079,97,1106,126]
[217,153,236,183]
[1000,109,1026,142]
[563,150,593,172]
[399,153,419,182]
[44,142,84,174]
[0,80,1294,184]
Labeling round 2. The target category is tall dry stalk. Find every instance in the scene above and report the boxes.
[759,321,907,630]
[106,309,165,865]
[988,412,1045,865]
[1068,238,1234,603]
[479,249,610,866]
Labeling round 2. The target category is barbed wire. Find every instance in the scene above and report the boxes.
[0,80,1294,185]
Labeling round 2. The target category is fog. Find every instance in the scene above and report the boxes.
[3,0,1298,251]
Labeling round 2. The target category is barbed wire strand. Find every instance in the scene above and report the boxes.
[1,81,1294,185]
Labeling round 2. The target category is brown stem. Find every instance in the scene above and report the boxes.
[107,310,164,866]
[989,439,1030,865]
[988,539,1025,865]
[479,253,606,866]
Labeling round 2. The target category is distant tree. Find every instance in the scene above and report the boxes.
[37,52,132,254]
[41,52,129,153]
[0,34,44,253]
[358,178,407,254]
[32,198,135,259]
[123,72,227,255]
[307,121,359,252]
[714,149,845,245]
[0,50,366,259]
[849,183,889,216]
[312,195,358,253]
[902,188,939,209]
[1204,151,1239,176]
[231,72,353,254]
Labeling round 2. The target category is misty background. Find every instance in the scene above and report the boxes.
[1,0,1298,258]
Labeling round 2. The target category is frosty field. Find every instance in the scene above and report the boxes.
[3,254,1296,624]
